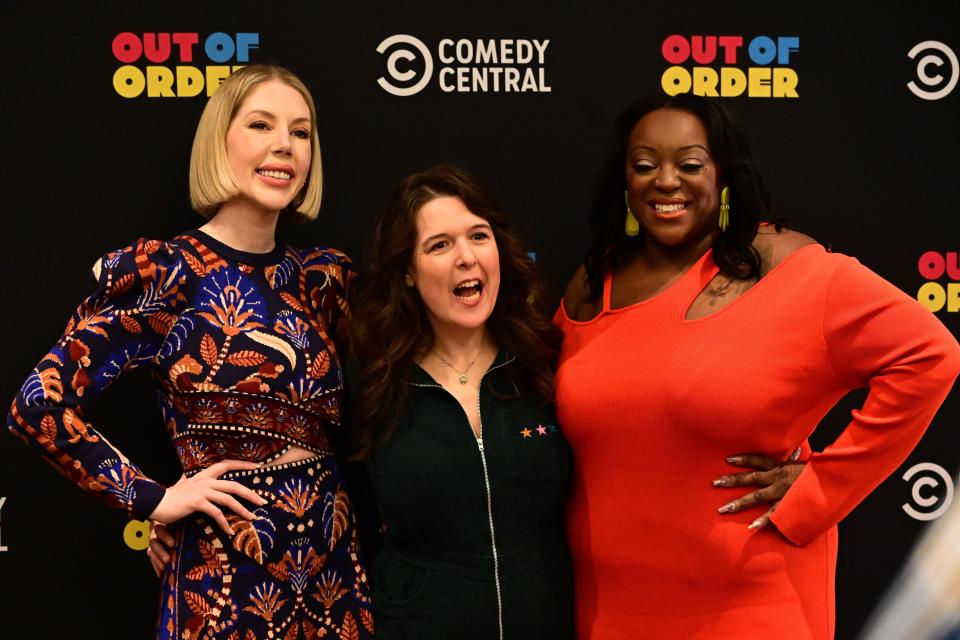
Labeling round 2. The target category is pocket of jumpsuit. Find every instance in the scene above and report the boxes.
[500,408,568,483]
[371,543,433,638]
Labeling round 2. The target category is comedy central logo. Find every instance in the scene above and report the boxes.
[907,40,958,100]
[376,34,551,96]
[901,462,955,521]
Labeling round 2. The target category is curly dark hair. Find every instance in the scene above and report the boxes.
[583,93,773,301]
[348,165,561,459]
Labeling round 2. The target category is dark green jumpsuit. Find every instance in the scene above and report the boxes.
[368,352,574,639]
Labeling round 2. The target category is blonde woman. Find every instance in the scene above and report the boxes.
[7,65,373,640]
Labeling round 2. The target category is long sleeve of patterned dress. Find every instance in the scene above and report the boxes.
[7,239,185,519]
[302,247,354,455]
[306,246,354,361]
[770,257,960,545]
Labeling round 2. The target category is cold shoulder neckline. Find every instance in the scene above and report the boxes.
[558,243,825,326]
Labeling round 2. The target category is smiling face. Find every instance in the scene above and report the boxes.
[410,196,501,336]
[625,108,721,250]
[224,80,312,215]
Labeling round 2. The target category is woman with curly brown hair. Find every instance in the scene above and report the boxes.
[348,165,573,640]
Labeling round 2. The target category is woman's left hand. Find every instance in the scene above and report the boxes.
[713,448,805,530]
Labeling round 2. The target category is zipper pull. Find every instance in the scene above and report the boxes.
[477,437,484,451]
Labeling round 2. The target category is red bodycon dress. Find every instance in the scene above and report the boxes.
[554,245,960,639]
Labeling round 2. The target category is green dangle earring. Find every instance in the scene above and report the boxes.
[625,190,640,236]
[718,186,731,231]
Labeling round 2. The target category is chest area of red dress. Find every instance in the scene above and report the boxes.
[554,269,837,456]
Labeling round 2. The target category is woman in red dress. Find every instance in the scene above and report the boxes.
[555,94,960,639]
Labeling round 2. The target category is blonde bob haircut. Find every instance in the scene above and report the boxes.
[189,64,322,221]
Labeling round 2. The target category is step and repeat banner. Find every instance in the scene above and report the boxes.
[2,2,958,638]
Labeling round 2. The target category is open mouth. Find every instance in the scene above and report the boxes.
[453,279,483,302]
[256,168,294,181]
[650,201,689,218]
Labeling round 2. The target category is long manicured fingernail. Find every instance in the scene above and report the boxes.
[748,518,764,529]
[258,497,268,505]
[712,478,728,487]
[726,456,740,464]
[718,503,735,514]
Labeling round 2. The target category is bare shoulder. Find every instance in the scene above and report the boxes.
[562,264,601,322]
[753,227,818,274]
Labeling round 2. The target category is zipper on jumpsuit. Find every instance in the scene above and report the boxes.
[410,356,512,640]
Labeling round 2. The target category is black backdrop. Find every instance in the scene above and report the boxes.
[2,2,958,637]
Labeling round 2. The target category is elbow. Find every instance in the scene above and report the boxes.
[920,335,960,395]
[937,334,960,383]
[6,404,29,444]
[6,394,45,446]
[6,423,28,446]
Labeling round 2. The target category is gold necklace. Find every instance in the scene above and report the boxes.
[432,344,485,385]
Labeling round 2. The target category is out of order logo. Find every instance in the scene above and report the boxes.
[907,40,958,100]
[901,462,955,521]
[377,34,433,97]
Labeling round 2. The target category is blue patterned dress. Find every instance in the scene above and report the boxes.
[7,230,374,640]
